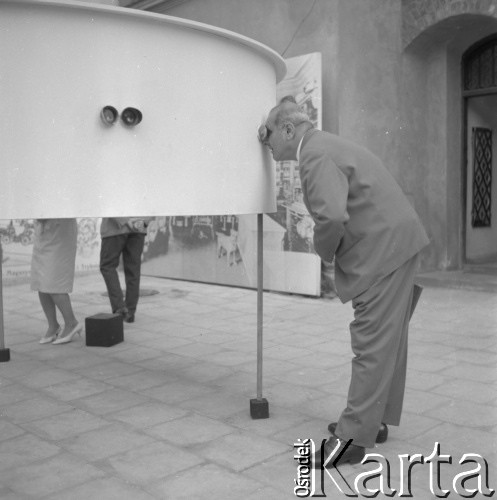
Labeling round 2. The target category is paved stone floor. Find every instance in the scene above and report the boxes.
[0,272,496,499]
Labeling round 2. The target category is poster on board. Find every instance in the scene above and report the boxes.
[0,218,101,285]
[140,52,323,296]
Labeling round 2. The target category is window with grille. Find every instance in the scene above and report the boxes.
[471,127,492,227]
[464,38,497,91]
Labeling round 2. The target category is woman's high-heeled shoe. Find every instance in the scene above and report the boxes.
[39,326,61,344]
[52,322,83,345]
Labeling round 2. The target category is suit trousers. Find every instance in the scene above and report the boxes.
[334,254,420,448]
[100,233,145,315]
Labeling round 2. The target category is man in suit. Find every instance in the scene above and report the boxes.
[258,99,429,466]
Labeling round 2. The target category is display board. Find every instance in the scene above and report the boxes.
[141,53,323,296]
[0,0,285,219]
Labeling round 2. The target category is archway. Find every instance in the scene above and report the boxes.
[402,0,497,49]
[402,7,497,271]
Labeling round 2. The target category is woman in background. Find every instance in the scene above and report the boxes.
[31,218,81,345]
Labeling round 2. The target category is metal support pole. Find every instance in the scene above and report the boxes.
[249,213,268,418]
[0,241,11,362]
[256,212,263,399]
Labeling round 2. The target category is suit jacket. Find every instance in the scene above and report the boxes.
[299,129,429,303]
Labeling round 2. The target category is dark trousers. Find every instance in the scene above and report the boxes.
[99,233,145,315]
[334,254,420,448]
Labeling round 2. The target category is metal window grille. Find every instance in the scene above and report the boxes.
[471,127,492,227]
[464,39,497,91]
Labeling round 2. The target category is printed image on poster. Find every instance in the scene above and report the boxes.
[0,218,101,285]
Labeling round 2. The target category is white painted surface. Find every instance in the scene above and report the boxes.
[0,0,285,218]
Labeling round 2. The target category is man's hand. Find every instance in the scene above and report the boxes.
[258,123,268,144]
[128,218,146,232]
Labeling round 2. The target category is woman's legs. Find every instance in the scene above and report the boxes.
[50,293,78,337]
[38,292,60,337]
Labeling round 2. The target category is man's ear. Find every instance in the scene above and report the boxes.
[283,122,295,139]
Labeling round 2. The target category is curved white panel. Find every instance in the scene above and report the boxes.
[0,0,285,218]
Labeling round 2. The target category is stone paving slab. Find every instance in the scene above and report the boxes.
[0,272,495,498]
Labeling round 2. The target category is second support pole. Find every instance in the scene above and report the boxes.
[250,213,268,419]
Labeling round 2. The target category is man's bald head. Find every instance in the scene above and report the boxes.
[269,100,313,130]
[261,99,314,162]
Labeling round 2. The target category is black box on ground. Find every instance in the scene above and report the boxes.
[85,313,123,347]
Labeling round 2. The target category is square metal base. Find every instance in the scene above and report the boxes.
[0,348,10,362]
[250,397,269,419]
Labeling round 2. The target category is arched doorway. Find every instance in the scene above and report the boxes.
[463,35,497,268]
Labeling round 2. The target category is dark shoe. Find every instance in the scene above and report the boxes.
[114,307,128,318]
[123,312,135,323]
[313,435,365,468]
[327,422,388,444]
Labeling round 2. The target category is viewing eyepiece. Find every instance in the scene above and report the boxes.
[121,107,142,126]
[100,106,118,125]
